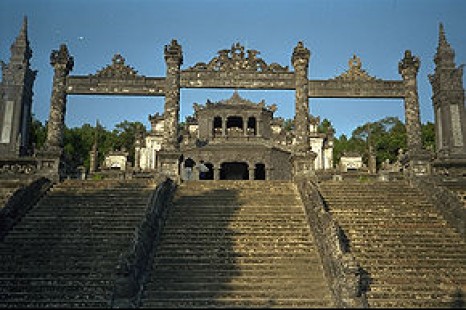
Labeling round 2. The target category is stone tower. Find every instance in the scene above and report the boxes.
[429,23,466,175]
[0,17,37,157]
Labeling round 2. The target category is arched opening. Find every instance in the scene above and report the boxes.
[254,163,266,180]
[213,116,222,136]
[247,117,256,135]
[226,116,243,136]
[220,162,249,180]
[204,162,214,180]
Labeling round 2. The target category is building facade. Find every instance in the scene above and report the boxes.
[135,92,334,180]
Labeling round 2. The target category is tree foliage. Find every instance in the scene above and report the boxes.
[28,115,436,172]
[333,116,435,168]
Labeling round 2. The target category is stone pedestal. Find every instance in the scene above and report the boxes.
[157,150,181,181]
[291,151,317,181]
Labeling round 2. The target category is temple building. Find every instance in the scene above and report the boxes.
[134,92,334,180]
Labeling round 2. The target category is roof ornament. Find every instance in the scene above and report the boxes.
[333,54,378,81]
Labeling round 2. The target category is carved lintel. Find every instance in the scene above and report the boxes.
[92,54,142,79]
[333,54,378,81]
[186,42,289,73]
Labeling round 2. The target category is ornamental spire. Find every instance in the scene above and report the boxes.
[434,22,455,67]
[10,16,32,63]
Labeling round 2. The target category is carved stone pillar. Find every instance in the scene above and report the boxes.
[291,42,315,179]
[292,41,311,154]
[45,44,74,154]
[162,40,182,151]
[222,117,227,136]
[213,165,220,180]
[399,50,432,176]
[159,40,182,179]
[248,167,255,180]
[399,50,423,156]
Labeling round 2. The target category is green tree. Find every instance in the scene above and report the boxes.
[29,115,47,151]
[111,121,146,164]
[422,121,435,152]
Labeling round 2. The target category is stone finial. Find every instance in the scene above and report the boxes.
[398,50,420,77]
[10,16,32,62]
[50,44,74,72]
[164,39,183,65]
[434,23,455,67]
[291,41,310,67]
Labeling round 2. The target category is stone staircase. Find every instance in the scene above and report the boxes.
[318,179,466,308]
[141,180,334,308]
[0,179,157,308]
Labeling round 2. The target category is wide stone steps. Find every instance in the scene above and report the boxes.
[0,179,157,308]
[141,181,334,308]
[318,179,466,308]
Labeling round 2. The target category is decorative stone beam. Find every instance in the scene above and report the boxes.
[66,76,166,96]
[180,71,295,89]
[308,79,405,98]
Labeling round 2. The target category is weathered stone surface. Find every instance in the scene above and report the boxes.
[45,44,73,150]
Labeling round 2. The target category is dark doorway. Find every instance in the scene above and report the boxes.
[254,163,266,180]
[220,162,249,180]
[204,163,214,180]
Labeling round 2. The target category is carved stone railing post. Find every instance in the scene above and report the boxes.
[45,44,74,153]
[163,40,182,152]
[399,50,423,155]
[291,42,315,179]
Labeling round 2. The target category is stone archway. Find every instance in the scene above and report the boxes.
[220,162,249,180]
[43,41,429,180]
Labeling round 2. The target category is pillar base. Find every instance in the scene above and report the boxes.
[408,151,432,176]
[290,150,317,181]
[158,150,181,181]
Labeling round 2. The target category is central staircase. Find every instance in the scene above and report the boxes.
[141,180,334,308]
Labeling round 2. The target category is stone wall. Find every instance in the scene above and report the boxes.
[0,177,52,240]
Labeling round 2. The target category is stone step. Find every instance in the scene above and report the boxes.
[141,297,333,308]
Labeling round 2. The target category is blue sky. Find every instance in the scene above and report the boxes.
[1,0,465,137]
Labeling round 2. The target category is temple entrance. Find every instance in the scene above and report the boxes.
[220,162,249,180]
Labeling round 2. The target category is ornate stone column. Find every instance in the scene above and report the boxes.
[399,50,431,175]
[45,44,74,153]
[290,42,316,180]
[163,39,182,151]
[159,40,182,179]
[292,42,311,153]
[399,50,423,155]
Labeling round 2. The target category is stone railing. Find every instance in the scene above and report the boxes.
[410,176,466,240]
[111,177,176,308]
[296,179,368,308]
[0,177,52,240]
